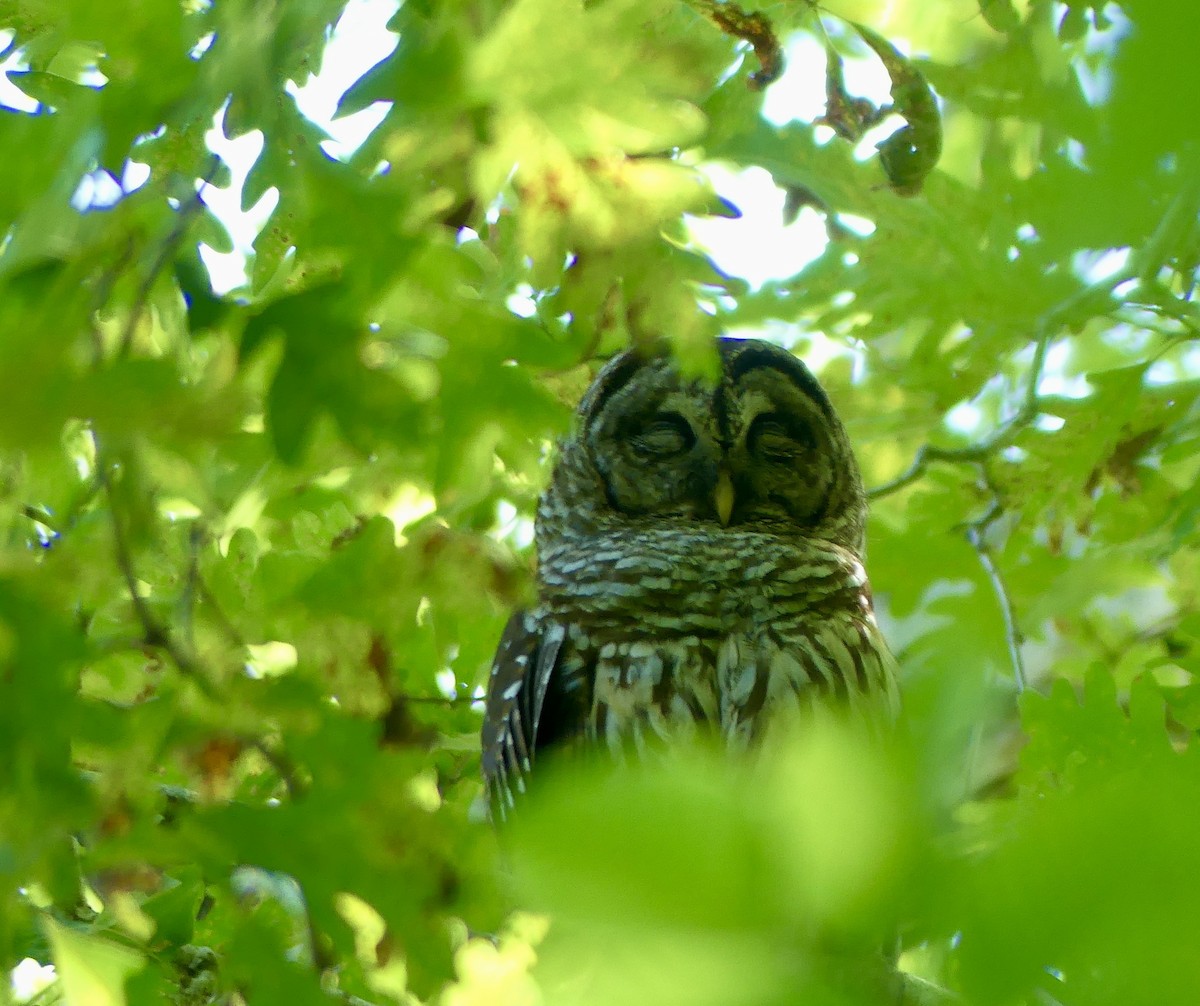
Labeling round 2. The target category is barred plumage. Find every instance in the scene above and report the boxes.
[482,338,898,818]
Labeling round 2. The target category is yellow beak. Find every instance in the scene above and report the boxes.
[714,469,735,527]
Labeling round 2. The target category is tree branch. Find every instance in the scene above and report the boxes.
[868,177,1200,502]
[966,503,1027,694]
[869,332,1048,500]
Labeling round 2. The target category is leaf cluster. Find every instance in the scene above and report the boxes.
[0,0,1197,1004]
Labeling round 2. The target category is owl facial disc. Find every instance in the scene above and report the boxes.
[568,338,866,550]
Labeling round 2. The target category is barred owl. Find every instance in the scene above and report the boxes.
[482,338,898,818]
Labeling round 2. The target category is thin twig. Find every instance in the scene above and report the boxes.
[196,577,248,648]
[116,155,222,360]
[869,340,1046,500]
[98,452,220,701]
[966,504,1026,694]
[304,902,337,974]
[87,239,137,364]
[90,634,164,657]
[101,461,308,801]
[1129,168,1200,284]
[247,738,307,800]
[868,441,985,499]
[401,693,466,705]
[1109,309,1197,340]
[867,180,1200,503]
[61,470,105,532]
[21,504,60,534]
[179,524,204,651]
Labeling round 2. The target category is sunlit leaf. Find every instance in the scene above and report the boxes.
[43,917,145,1006]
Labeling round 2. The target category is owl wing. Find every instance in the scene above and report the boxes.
[480,610,566,820]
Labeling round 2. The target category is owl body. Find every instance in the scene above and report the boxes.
[483,339,897,817]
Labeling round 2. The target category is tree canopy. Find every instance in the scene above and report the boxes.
[1,1,1198,1004]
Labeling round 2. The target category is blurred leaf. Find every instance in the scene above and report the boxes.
[948,670,1200,1005]
[1,1,1199,1004]
[511,723,914,1005]
[141,867,205,948]
[43,917,145,1006]
[241,281,419,463]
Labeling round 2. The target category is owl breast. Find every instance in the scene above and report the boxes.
[539,525,896,753]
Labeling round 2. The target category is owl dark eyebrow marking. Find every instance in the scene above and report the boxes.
[581,355,647,428]
[723,343,835,420]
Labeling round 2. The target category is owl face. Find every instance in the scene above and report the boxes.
[557,339,866,550]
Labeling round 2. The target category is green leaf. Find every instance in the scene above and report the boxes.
[141,868,206,949]
[43,917,145,1006]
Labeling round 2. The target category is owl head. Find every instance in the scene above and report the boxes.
[541,338,868,553]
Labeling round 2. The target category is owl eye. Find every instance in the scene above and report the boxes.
[630,412,695,457]
[748,413,815,462]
